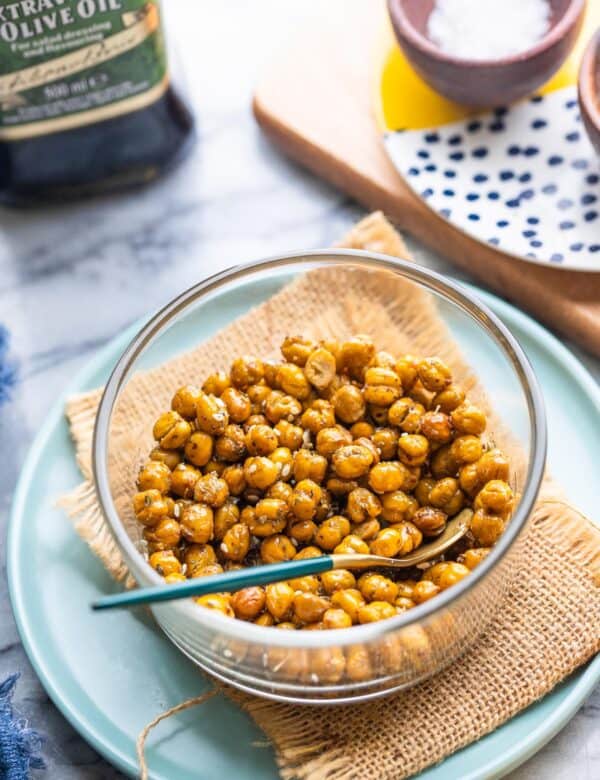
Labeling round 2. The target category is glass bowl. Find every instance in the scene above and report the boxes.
[92,250,546,704]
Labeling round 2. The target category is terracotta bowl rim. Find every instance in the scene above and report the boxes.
[578,28,600,130]
[387,0,587,69]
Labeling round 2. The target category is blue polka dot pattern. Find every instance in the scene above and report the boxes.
[383,85,600,269]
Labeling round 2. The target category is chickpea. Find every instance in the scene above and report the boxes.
[269,447,294,481]
[219,387,251,424]
[450,434,483,464]
[304,347,336,390]
[433,385,465,413]
[165,572,186,584]
[368,461,410,493]
[262,359,281,389]
[358,601,396,624]
[417,357,452,392]
[182,432,212,468]
[326,476,359,496]
[230,356,264,390]
[247,383,271,414]
[196,594,234,618]
[315,486,333,523]
[260,534,296,564]
[353,436,380,465]
[294,545,322,560]
[231,586,266,620]
[133,489,170,526]
[287,518,317,543]
[363,366,402,407]
[475,480,513,514]
[431,444,460,479]
[276,363,310,400]
[202,371,230,396]
[368,404,389,426]
[333,534,369,555]
[144,516,181,548]
[410,381,434,409]
[248,498,288,536]
[221,464,246,496]
[293,592,330,624]
[471,509,505,546]
[425,561,470,590]
[332,444,373,479]
[264,391,302,424]
[346,645,373,681]
[412,580,441,604]
[137,461,171,494]
[369,527,407,558]
[351,518,381,541]
[371,427,398,460]
[243,413,269,431]
[389,521,423,552]
[397,434,430,467]
[315,515,351,551]
[388,398,424,433]
[204,459,225,476]
[149,446,182,471]
[255,612,275,627]
[350,421,375,439]
[396,580,416,599]
[153,411,191,449]
[395,597,416,612]
[330,588,365,623]
[420,411,453,444]
[180,503,214,543]
[322,608,352,630]
[459,547,491,570]
[358,573,398,603]
[291,479,322,521]
[344,487,380,524]
[320,569,356,594]
[412,506,447,536]
[459,462,482,496]
[311,647,346,683]
[301,399,336,434]
[220,523,250,562]
[192,473,228,508]
[213,501,240,540]
[171,384,203,419]
[429,478,463,512]
[244,456,279,490]
[266,582,295,621]
[274,420,303,450]
[280,336,314,366]
[293,449,328,483]
[244,424,278,456]
[267,480,293,505]
[184,543,217,575]
[288,574,321,593]
[149,550,182,577]
[476,449,510,483]
[395,354,419,390]
[451,403,487,435]
[339,335,375,379]
[380,490,418,523]
[315,425,353,457]
[214,424,245,462]
[333,384,366,424]
[196,393,229,436]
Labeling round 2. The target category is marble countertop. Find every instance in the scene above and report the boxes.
[1,1,598,777]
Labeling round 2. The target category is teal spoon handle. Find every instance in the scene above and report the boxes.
[92,555,333,611]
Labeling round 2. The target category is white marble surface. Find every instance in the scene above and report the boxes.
[0,1,598,778]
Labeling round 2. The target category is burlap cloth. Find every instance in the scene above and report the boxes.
[60,212,600,780]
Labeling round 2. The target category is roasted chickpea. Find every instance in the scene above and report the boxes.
[133,489,170,526]
[322,608,352,630]
[221,464,246,496]
[333,534,369,555]
[380,490,418,523]
[475,480,513,513]
[409,380,434,409]
[326,476,359,496]
[182,432,212,468]
[420,411,453,444]
[220,523,250,561]
[459,547,491,570]
[358,601,396,624]
[291,479,322,521]
[388,398,424,433]
[301,399,336,434]
[368,461,410,493]
[246,383,271,414]
[204,458,225,476]
[193,473,228,508]
[269,447,294,481]
[144,516,181,548]
[255,612,275,627]
[429,477,463,513]
[152,411,191,449]
[412,580,441,604]
[451,403,487,435]
[220,387,251,423]
[243,413,269,432]
[293,449,328,483]
[214,424,245,462]
[388,521,423,553]
[149,446,181,471]
[260,534,296,564]
[287,518,317,543]
[363,366,402,406]
[417,357,452,392]
[213,501,240,540]
[267,480,293,505]
[369,527,407,558]
[397,434,430,467]
[149,550,182,577]
[264,391,302,424]
[340,335,375,379]
[171,385,202,419]
[358,573,398,604]
[180,503,214,543]
[274,420,304,450]
[202,371,230,396]
[476,449,510,483]
[304,347,336,390]
[371,427,399,460]
[368,404,389,426]
[294,545,322,560]
[249,498,288,536]
[244,424,277,456]
[311,647,346,682]
[137,461,171,494]
[196,594,234,618]
[265,582,295,621]
[315,425,353,457]
[395,597,416,612]
[424,561,470,590]
[412,506,447,536]
[333,384,366,424]
[196,393,229,436]
[275,363,310,400]
[459,462,482,496]
[280,336,313,366]
[230,356,264,390]
[346,488,382,523]
[471,509,505,546]
[395,355,419,390]
[320,569,356,594]
[431,444,460,479]
[165,572,186,584]
[351,518,381,541]
[450,434,483,464]
[184,543,217,575]
[433,385,465,413]
[244,456,279,490]
[288,574,321,593]
[332,444,373,479]
[231,586,266,620]
[350,421,375,439]
[314,515,351,551]
[330,588,365,623]
[293,592,330,624]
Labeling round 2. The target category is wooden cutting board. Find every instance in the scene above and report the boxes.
[253,0,600,357]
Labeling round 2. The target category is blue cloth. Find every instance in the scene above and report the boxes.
[0,675,44,780]
[0,324,18,407]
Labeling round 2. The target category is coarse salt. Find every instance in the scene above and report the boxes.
[427,0,551,61]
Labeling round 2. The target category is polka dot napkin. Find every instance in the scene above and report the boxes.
[384,86,600,271]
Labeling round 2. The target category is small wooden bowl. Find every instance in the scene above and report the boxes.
[578,29,600,155]
[387,0,586,107]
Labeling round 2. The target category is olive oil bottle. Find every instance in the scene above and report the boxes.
[0,0,193,205]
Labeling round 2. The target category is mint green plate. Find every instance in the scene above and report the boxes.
[7,278,600,780]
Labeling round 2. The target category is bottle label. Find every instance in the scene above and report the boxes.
[0,0,168,141]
